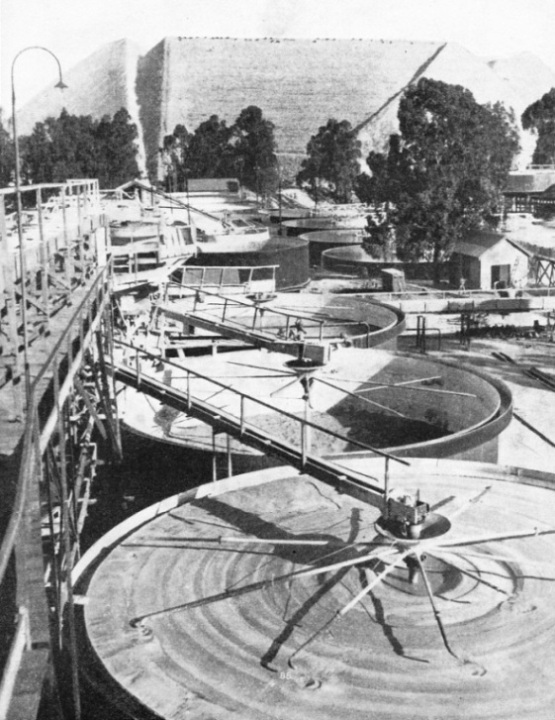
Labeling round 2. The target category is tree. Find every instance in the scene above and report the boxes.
[48,109,98,180]
[19,108,140,188]
[229,105,278,195]
[161,124,190,192]
[522,88,555,165]
[95,108,140,187]
[0,110,14,187]
[186,115,234,178]
[296,119,361,203]
[357,79,520,278]
[167,108,279,194]
[20,120,56,184]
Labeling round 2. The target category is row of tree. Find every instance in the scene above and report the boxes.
[162,109,363,203]
[3,79,555,278]
[161,105,279,195]
[0,107,140,189]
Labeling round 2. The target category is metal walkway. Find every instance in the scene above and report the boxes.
[155,285,403,356]
[111,342,410,509]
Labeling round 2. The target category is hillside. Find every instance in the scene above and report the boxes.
[153,37,443,177]
[17,39,141,136]
[17,36,555,182]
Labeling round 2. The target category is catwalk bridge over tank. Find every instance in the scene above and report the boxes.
[155,284,405,354]
[111,340,410,497]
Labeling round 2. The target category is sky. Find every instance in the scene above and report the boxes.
[2,0,555,111]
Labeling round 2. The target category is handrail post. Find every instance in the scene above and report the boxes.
[61,185,72,299]
[187,370,191,411]
[135,348,141,387]
[300,420,306,470]
[226,434,233,478]
[212,428,218,483]
[37,186,51,332]
[383,457,390,518]
[240,395,245,436]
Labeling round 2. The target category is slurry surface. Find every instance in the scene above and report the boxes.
[84,465,555,720]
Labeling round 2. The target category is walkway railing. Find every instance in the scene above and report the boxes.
[112,339,409,506]
[160,285,377,348]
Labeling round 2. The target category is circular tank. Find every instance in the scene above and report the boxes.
[321,246,435,283]
[184,236,310,290]
[268,208,314,223]
[118,345,511,466]
[282,217,367,237]
[299,229,365,266]
[75,458,555,720]
[322,245,400,275]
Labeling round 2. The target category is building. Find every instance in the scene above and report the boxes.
[503,168,555,213]
[449,232,532,290]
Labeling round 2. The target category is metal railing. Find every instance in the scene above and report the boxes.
[114,338,409,479]
[183,285,375,342]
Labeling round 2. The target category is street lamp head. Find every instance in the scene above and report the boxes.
[55,79,68,90]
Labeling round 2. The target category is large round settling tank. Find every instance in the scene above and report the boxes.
[119,346,511,465]
[268,208,313,223]
[322,245,398,275]
[75,459,555,720]
[299,229,365,266]
[184,236,310,290]
[282,217,366,237]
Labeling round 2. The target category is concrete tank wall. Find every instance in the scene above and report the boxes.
[184,237,310,290]
[283,218,365,237]
[299,229,365,266]
[119,350,512,468]
[326,356,512,463]
[322,246,437,282]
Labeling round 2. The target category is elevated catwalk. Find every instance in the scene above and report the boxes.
[118,346,511,462]
[75,459,555,720]
[158,290,405,350]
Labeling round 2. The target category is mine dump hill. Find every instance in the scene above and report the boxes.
[17,39,141,135]
[17,37,555,180]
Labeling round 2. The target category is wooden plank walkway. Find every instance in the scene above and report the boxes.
[0,281,98,459]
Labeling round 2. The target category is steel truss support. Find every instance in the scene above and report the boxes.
[532,255,555,287]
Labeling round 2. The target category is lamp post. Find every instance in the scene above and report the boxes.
[11,46,67,407]
[276,154,283,232]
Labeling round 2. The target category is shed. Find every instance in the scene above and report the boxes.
[449,232,532,290]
